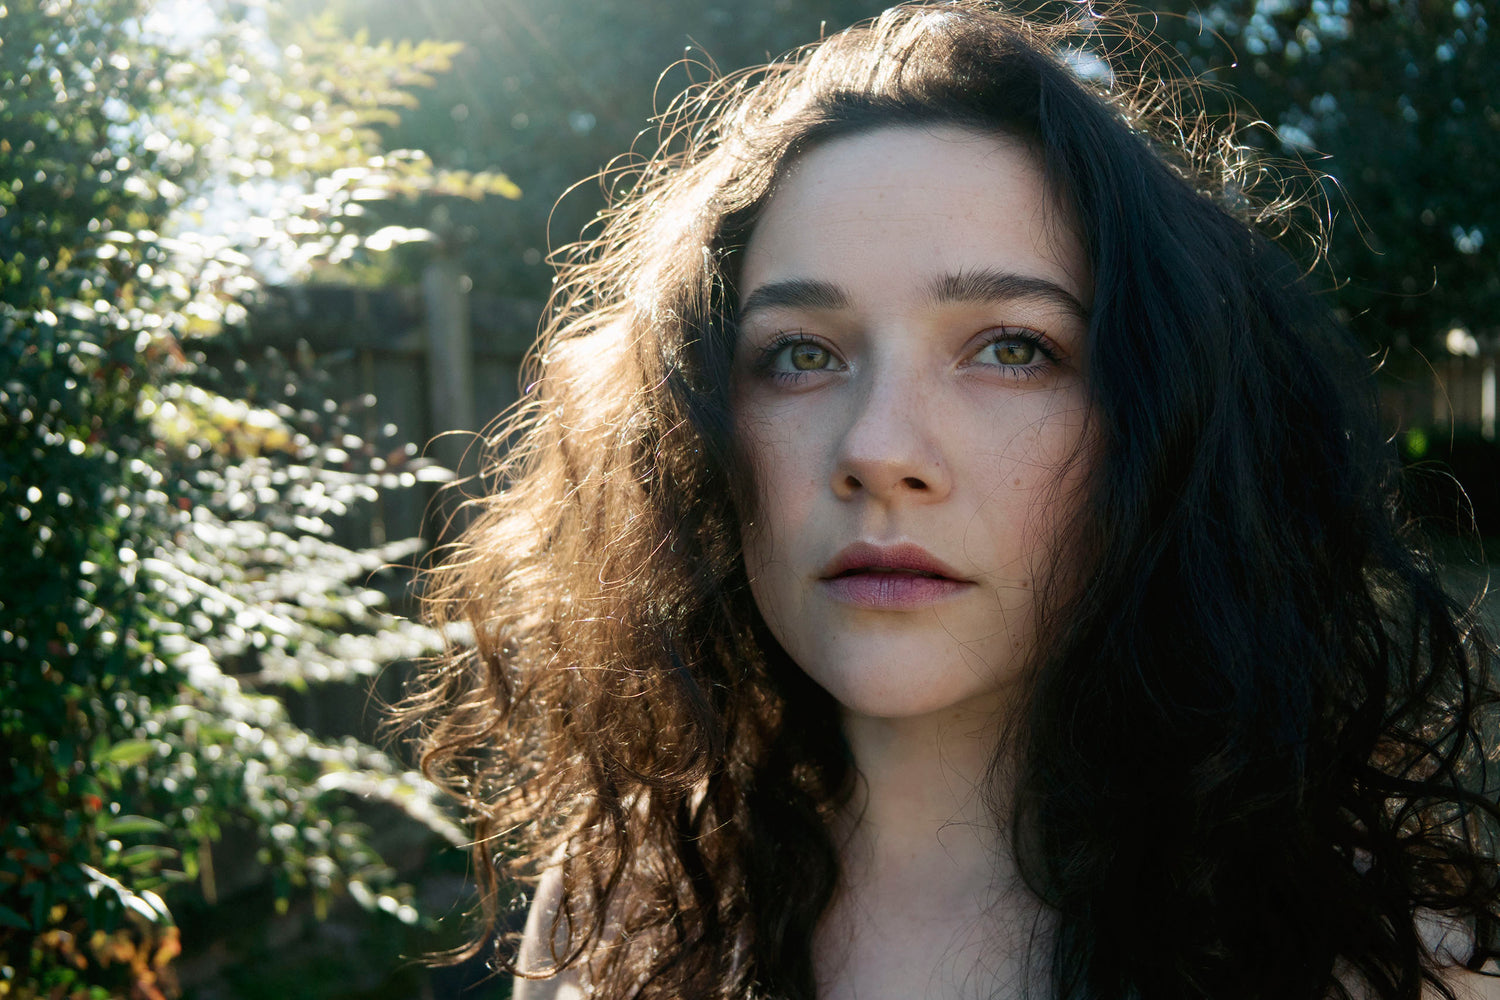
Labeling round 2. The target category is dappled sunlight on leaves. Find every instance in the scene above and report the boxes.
[0,0,507,996]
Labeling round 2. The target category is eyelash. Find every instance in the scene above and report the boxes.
[970,327,1061,380]
[752,327,1061,384]
[753,330,841,384]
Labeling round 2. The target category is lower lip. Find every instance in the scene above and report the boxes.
[820,572,972,609]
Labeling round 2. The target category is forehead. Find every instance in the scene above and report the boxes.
[739,124,1090,313]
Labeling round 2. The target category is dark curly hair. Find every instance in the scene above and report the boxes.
[396,4,1500,998]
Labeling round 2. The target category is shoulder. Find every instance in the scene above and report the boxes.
[1432,966,1500,1000]
[512,862,587,1000]
[1418,909,1500,1000]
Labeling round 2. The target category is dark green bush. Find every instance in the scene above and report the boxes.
[0,2,514,995]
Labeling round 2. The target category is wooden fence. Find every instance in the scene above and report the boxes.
[1379,351,1498,445]
[233,268,544,551]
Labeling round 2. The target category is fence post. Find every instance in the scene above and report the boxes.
[422,256,475,469]
[1483,355,1496,442]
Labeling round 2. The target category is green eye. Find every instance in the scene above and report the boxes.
[753,335,842,381]
[788,343,833,370]
[990,339,1036,366]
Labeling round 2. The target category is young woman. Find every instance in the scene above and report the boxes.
[401,4,1500,998]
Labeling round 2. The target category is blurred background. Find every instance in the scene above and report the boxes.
[2,0,1495,997]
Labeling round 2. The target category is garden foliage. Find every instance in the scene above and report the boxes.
[0,1,516,995]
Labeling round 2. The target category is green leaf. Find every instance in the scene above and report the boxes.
[99,814,168,837]
[117,844,177,868]
[98,739,156,765]
[0,904,31,931]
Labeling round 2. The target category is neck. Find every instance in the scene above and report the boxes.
[836,699,1015,901]
[814,698,1046,1000]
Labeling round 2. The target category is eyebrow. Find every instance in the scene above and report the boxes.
[925,267,1091,323]
[737,267,1090,324]
[738,279,849,319]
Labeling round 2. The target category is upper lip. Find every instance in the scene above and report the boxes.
[820,542,971,581]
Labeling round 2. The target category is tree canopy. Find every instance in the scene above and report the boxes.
[1157,0,1497,350]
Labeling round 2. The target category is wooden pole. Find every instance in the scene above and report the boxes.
[1482,355,1496,442]
[422,256,475,470]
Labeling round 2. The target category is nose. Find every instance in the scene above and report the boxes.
[831,369,951,503]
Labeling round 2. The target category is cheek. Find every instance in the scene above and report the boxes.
[738,513,807,642]
[964,394,1093,577]
[733,417,790,590]
[733,410,819,540]
[732,413,826,633]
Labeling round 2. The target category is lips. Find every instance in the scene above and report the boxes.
[822,541,968,581]
[819,542,974,609]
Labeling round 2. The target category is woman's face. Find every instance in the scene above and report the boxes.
[731,124,1092,721]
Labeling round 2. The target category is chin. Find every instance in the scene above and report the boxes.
[792,641,1019,722]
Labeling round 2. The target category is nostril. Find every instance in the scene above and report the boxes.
[902,476,928,490]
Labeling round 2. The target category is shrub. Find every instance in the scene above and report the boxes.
[0,2,515,995]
